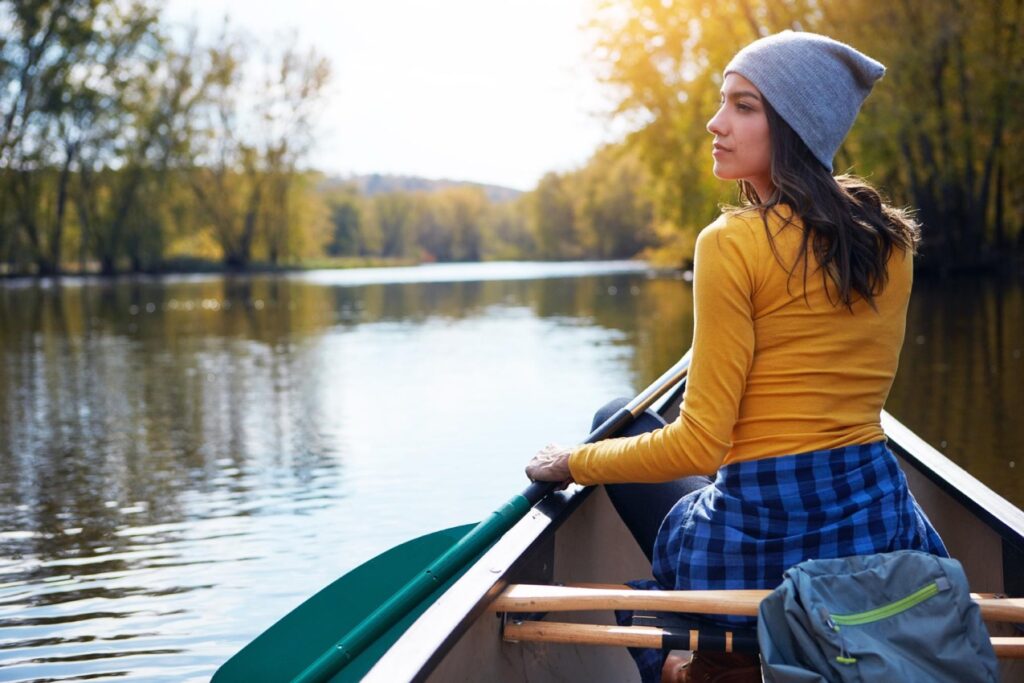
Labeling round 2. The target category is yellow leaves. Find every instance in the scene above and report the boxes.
[165,227,224,261]
[585,0,1024,268]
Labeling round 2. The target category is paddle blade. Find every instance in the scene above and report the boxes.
[213,523,476,683]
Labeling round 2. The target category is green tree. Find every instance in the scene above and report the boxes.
[488,197,534,260]
[325,186,364,257]
[368,192,416,258]
[190,30,330,269]
[75,20,213,274]
[529,172,577,259]
[574,144,656,258]
[0,0,121,275]
[411,193,451,261]
[433,187,488,261]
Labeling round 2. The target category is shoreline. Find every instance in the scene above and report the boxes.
[1,256,1021,285]
[0,256,419,280]
[0,257,661,284]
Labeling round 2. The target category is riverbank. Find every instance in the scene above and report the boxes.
[0,256,423,280]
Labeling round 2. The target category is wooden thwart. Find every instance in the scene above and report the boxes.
[490,583,1024,622]
[502,620,1024,659]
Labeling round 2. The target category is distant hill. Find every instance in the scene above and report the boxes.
[322,173,523,203]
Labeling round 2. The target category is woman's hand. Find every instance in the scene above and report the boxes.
[526,443,574,484]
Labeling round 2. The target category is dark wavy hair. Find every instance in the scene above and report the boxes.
[729,98,921,311]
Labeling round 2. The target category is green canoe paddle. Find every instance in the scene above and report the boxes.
[213,350,692,683]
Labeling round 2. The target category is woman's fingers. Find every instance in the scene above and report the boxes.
[525,443,574,482]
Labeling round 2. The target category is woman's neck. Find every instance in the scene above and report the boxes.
[752,179,774,203]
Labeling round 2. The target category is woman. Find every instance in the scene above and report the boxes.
[526,31,947,683]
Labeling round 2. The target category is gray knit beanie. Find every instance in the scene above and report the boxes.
[723,30,885,171]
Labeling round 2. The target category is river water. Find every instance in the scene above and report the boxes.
[0,262,1020,681]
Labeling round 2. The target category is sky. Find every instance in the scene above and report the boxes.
[164,0,626,191]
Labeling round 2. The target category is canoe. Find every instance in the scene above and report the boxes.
[215,360,1024,682]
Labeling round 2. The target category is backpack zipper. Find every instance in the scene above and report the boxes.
[830,578,948,627]
[821,613,857,665]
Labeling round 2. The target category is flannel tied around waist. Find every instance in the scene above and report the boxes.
[617,439,948,683]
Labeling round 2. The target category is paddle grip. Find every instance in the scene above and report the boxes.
[522,404,638,506]
[522,481,557,505]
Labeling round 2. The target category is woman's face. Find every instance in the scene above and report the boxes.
[706,73,772,200]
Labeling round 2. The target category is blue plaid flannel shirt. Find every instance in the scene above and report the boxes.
[616,440,948,682]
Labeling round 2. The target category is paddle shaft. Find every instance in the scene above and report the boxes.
[292,351,693,683]
[502,621,1024,659]
[504,620,759,654]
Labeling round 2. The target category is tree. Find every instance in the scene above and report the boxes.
[488,197,534,260]
[73,11,208,275]
[574,144,656,258]
[367,192,416,258]
[530,172,577,259]
[325,185,364,257]
[0,3,336,276]
[433,187,488,261]
[0,0,118,275]
[411,194,451,261]
[190,28,330,269]
[826,0,1024,271]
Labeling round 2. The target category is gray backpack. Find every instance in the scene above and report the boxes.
[757,550,999,682]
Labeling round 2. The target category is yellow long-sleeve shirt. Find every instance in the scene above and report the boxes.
[568,204,913,485]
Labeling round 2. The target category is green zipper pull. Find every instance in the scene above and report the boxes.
[820,607,857,665]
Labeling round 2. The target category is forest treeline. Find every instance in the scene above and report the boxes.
[590,0,1023,273]
[2,0,1021,276]
[322,145,657,264]
[0,0,331,275]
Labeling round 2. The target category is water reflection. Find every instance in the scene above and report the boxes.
[0,264,682,681]
[0,264,1019,681]
[888,275,1024,505]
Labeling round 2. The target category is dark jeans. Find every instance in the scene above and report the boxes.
[592,398,713,562]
